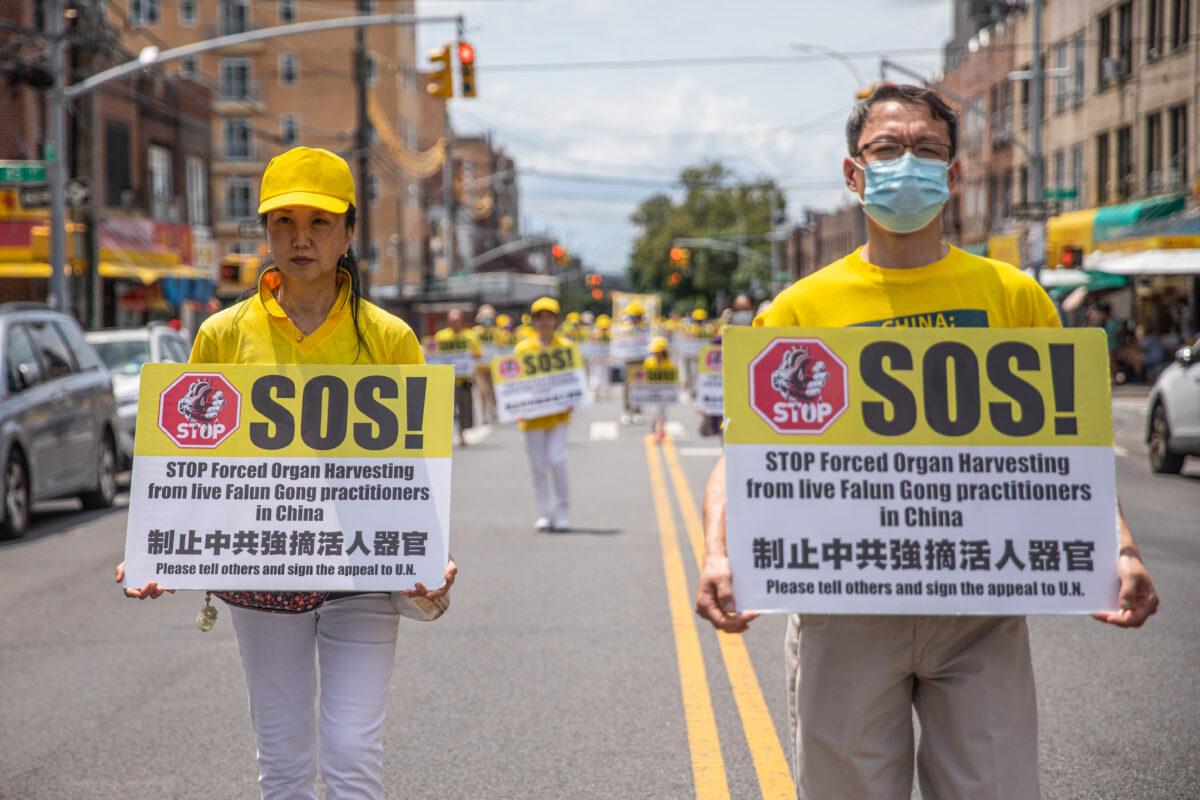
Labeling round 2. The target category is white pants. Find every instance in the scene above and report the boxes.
[229,594,400,800]
[522,423,569,519]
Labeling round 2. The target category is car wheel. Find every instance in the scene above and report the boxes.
[0,451,31,539]
[80,435,118,510]
[1148,403,1185,475]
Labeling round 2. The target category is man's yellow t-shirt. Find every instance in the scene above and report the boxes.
[756,245,1060,330]
[514,333,573,431]
[434,326,483,384]
[191,268,423,366]
[642,354,676,372]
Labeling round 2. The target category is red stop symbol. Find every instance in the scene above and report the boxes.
[157,372,242,449]
[748,338,848,434]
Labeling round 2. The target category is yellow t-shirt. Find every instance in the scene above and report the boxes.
[756,245,1061,330]
[514,333,573,431]
[191,268,423,366]
[434,327,483,384]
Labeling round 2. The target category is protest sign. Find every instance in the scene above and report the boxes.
[581,339,610,360]
[695,344,724,416]
[122,364,454,592]
[677,334,707,358]
[491,343,590,423]
[611,290,660,322]
[723,327,1118,615]
[628,363,680,406]
[610,329,651,362]
[422,336,477,377]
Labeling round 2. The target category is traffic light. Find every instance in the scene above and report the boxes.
[552,244,570,266]
[855,85,876,100]
[668,271,682,287]
[669,246,690,267]
[425,45,453,99]
[586,273,603,287]
[591,288,603,301]
[458,41,476,98]
[1061,247,1084,268]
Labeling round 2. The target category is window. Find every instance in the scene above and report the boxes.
[1148,0,1166,59]
[359,0,374,11]
[105,121,132,207]
[1168,104,1188,186]
[1071,143,1085,210]
[1054,150,1066,189]
[225,177,255,220]
[223,117,252,161]
[1053,43,1069,112]
[280,114,299,147]
[179,0,196,25]
[186,156,208,225]
[5,324,40,393]
[1171,0,1191,50]
[1116,125,1134,199]
[1018,69,1030,128]
[1097,132,1111,204]
[219,57,252,99]
[54,321,101,372]
[1019,164,1029,205]
[148,145,173,220]
[1118,2,1135,75]
[280,53,298,85]
[220,0,250,35]
[26,321,76,381]
[1098,12,1113,88]
[1002,171,1013,219]
[131,0,160,25]
[179,56,197,78]
[1146,113,1162,192]
[279,0,296,23]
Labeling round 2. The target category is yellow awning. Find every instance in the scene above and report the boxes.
[99,262,212,284]
[1045,208,1098,267]
[0,262,52,278]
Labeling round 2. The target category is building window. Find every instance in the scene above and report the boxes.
[1097,132,1111,204]
[186,156,208,225]
[1116,125,1134,199]
[1053,42,1069,112]
[1146,112,1162,192]
[367,54,379,87]
[1168,104,1188,186]
[1072,33,1086,104]
[220,0,250,35]
[105,121,132,207]
[1172,0,1191,50]
[1002,171,1013,219]
[405,121,418,150]
[1054,150,1066,190]
[225,177,255,220]
[179,0,196,25]
[1019,164,1029,205]
[1071,142,1085,210]
[1118,2,1135,75]
[280,0,296,23]
[224,117,252,161]
[1097,12,1112,88]
[179,56,197,78]
[1148,0,1166,60]
[1018,69,1030,128]
[368,175,380,202]
[280,114,299,147]
[280,53,298,85]
[219,57,252,99]
[131,0,160,25]
[148,145,173,220]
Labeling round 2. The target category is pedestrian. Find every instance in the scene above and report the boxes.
[473,304,500,424]
[618,300,649,425]
[590,313,613,399]
[644,335,674,444]
[437,308,482,446]
[694,86,1159,800]
[114,146,458,800]
[1096,301,1125,380]
[517,296,573,532]
[699,294,753,437]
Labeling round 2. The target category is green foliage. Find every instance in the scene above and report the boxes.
[627,161,784,312]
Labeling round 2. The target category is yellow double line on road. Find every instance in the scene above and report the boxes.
[644,435,795,800]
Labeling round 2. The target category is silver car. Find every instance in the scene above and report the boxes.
[1,305,120,537]
[1147,342,1200,474]
[85,324,192,465]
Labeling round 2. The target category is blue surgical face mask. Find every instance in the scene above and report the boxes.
[856,152,950,234]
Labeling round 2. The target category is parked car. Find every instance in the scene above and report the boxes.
[0,304,119,538]
[85,323,192,465]
[1146,341,1200,474]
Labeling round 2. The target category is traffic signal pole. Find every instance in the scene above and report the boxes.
[354,9,371,288]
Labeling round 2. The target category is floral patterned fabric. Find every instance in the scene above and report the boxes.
[214,591,328,614]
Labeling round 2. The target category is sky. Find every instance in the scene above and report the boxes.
[416,0,953,274]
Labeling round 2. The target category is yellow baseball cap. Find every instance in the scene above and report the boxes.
[258,146,356,215]
[649,336,670,353]
[531,296,561,316]
[496,313,512,327]
[692,308,708,321]
[565,311,581,323]
[625,301,645,317]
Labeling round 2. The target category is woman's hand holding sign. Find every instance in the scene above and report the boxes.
[1093,513,1159,628]
[399,555,458,600]
[115,561,173,599]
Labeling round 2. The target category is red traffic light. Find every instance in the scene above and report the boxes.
[551,244,566,259]
[591,288,603,300]
[1061,247,1083,268]
[458,42,475,65]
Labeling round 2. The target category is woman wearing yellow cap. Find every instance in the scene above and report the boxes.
[645,336,674,444]
[115,146,457,800]
[517,296,573,531]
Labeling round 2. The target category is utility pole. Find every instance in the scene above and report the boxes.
[354,3,372,290]
[46,0,70,313]
[1028,0,1046,285]
[441,16,464,277]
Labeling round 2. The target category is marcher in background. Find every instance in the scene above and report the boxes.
[681,308,709,394]
[1096,302,1125,380]
[517,312,536,342]
[590,313,613,399]
[644,335,674,444]
[115,146,457,800]
[473,304,500,424]
[437,308,482,447]
[516,297,573,532]
[618,301,650,425]
[695,86,1158,800]
[496,313,516,350]
[699,294,753,437]
[726,293,755,329]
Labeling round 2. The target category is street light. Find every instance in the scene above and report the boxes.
[788,42,867,89]
[137,46,159,65]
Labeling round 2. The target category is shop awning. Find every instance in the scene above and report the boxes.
[0,262,52,278]
[1045,208,1098,266]
[1085,248,1200,275]
[1026,267,1088,288]
[99,262,213,285]
[1045,270,1130,301]
[1093,194,1187,242]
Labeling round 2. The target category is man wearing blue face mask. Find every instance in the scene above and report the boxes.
[695,85,1159,800]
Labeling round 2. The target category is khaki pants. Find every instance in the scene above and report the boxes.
[785,614,1039,800]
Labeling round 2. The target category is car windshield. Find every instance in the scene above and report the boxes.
[92,340,152,375]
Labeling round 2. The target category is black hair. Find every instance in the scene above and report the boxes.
[239,203,372,361]
[845,83,959,160]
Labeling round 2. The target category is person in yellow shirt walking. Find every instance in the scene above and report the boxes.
[436,308,483,447]
[473,304,501,424]
[516,296,573,532]
[643,336,674,444]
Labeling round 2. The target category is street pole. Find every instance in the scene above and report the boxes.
[46,0,70,314]
[354,13,372,289]
[1029,0,1046,286]
[441,106,455,277]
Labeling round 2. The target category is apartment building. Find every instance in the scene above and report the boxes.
[111,0,427,296]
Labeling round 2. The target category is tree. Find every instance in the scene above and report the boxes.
[627,161,784,312]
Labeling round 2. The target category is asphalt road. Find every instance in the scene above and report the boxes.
[0,388,1195,799]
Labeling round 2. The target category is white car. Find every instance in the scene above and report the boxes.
[1146,342,1200,474]
[85,325,192,465]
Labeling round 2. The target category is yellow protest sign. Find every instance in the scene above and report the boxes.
[628,362,680,406]
[490,343,589,423]
[695,343,723,416]
[723,327,1117,616]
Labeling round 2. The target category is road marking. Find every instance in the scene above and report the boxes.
[1114,445,1130,458]
[666,420,688,440]
[662,437,797,800]
[462,425,492,446]
[679,446,724,458]
[590,421,619,441]
[644,436,730,800]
